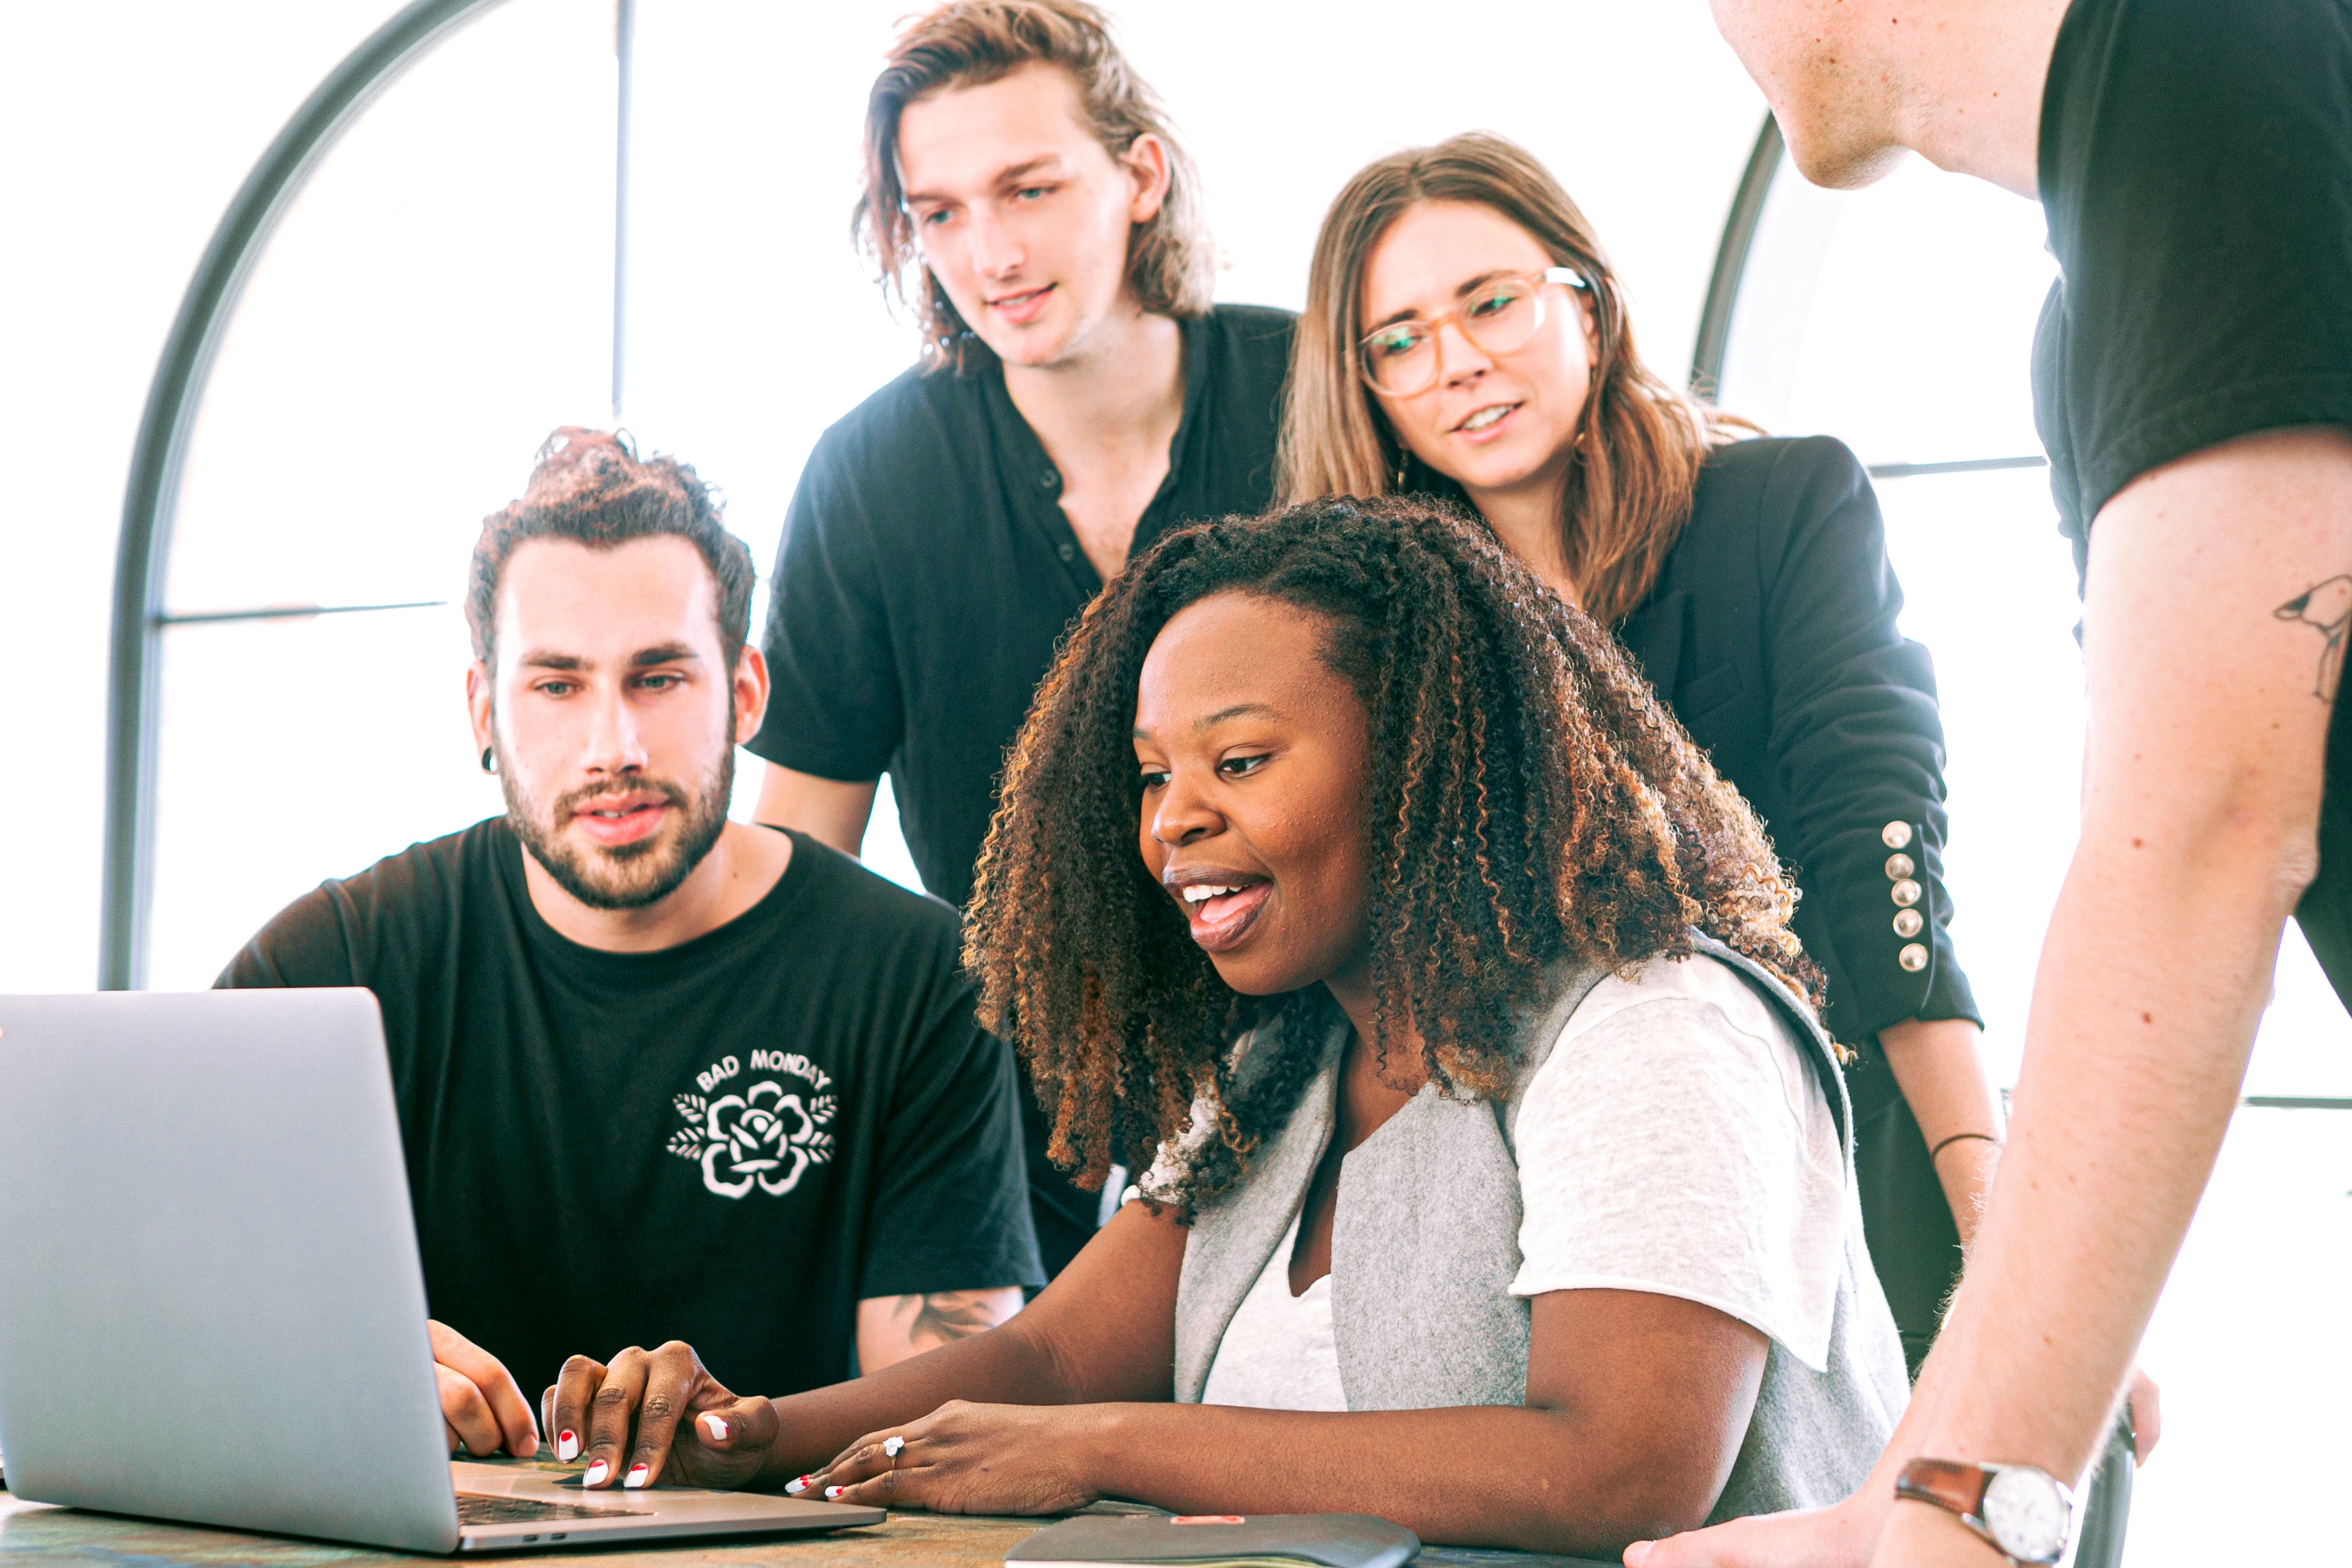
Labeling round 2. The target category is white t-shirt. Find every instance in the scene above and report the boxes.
[1198,953,1846,1408]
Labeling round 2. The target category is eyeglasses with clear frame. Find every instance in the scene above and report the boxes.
[1355,266,1592,397]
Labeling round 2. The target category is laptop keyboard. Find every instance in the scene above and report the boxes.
[456,1493,643,1524]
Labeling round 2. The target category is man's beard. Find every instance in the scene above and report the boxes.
[500,745,735,912]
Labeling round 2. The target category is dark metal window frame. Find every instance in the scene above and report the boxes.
[96,0,658,989]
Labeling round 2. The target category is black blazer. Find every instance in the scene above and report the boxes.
[1615,435,1979,1366]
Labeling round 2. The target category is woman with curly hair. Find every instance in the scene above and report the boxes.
[545,497,1908,1556]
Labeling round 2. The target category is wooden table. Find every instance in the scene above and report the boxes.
[0,1462,1611,1568]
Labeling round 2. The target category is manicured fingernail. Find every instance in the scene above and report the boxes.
[583,1460,610,1487]
[825,1485,846,1500]
[702,1413,729,1442]
[785,1475,812,1495]
[557,1431,579,1462]
[1625,1545,1653,1567]
[625,1464,650,1489]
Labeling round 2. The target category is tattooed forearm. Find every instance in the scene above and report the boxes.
[2274,574,2352,700]
[888,1289,1018,1352]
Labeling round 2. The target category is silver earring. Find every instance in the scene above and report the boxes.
[480,746,497,776]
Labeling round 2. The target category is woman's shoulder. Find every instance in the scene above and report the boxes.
[1691,434,1872,523]
[1556,950,1793,1046]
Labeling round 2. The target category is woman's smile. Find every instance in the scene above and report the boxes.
[1165,868,1275,951]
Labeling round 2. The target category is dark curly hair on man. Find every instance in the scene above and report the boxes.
[964,494,1821,1216]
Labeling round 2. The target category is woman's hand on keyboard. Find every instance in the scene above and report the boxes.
[544,1340,778,1491]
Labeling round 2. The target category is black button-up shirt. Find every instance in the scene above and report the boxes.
[750,304,1296,911]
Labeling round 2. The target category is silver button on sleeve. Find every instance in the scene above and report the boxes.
[1885,853,1915,880]
[1890,878,1922,907]
[1893,908,1925,939]
[1881,821,1913,850]
[1899,942,1928,972]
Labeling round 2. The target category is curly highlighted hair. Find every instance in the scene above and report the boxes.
[964,494,1820,1215]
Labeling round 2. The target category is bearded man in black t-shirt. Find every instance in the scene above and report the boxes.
[220,429,1041,1480]
[1638,5,2352,1568]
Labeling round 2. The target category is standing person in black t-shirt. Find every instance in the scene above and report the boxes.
[746,1,1293,1273]
[220,429,1042,1477]
[1638,4,2352,1568]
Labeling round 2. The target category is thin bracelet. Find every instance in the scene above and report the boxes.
[1929,1131,2002,1162]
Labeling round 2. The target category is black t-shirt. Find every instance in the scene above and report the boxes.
[748,304,1296,911]
[2034,0,2352,1003]
[2035,0,2352,566]
[217,822,1043,1400]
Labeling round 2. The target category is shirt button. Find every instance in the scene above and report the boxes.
[1039,468,1061,491]
[1057,542,1076,562]
[1890,878,1922,907]
[1884,852,1915,880]
[1899,942,1929,972]
[1881,820,1913,850]
[1892,908,1924,939]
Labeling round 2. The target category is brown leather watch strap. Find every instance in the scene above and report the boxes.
[1896,1458,1991,1521]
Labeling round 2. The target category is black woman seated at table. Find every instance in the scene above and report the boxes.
[1280,132,2001,1366]
[544,496,1910,1556]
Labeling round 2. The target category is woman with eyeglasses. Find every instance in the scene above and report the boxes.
[1280,132,1996,1374]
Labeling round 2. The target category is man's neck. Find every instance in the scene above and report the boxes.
[521,820,794,953]
[1002,305,1188,581]
[1879,0,2071,198]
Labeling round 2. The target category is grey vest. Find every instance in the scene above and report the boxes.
[1171,936,1912,1523]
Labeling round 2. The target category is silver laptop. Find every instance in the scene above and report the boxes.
[0,988,886,1553]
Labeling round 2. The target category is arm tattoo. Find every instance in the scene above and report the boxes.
[886,1289,1012,1352]
[2274,575,2352,700]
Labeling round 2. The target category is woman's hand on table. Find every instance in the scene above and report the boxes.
[545,1340,781,1490]
[430,1320,539,1457]
[794,1400,1107,1515]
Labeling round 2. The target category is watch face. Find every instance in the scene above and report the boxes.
[1982,1466,2071,1564]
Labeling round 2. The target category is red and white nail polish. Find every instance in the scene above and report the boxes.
[625,1464,651,1490]
[557,1431,579,1464]
[582,1459,610,1487]
[701,1413,729,1442]
[784,1475,812,1495]
[825,1485,847,1500]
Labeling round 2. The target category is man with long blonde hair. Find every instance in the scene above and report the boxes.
[742,1,1293,1274]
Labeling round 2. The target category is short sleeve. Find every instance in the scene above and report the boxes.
[1509,957,1846,1372]
[745,432,906,782]
[855,990,1046,1299]
[2040,0,2352,537]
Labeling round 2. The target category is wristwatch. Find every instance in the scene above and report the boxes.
[1895,1459,2075,1566]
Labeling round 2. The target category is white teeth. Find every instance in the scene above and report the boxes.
[1181,885,1235,904]
[1462,404,1514,431]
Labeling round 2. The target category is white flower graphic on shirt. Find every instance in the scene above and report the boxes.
[667,1079,836,1199]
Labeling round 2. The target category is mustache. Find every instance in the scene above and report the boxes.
[552,776,690,823]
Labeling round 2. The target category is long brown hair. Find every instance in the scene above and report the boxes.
[1278,133,1752,626]
[855,1,1215,374]
[963,494,1817,1214]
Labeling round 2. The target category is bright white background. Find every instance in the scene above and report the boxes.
[2,3,2344,1559]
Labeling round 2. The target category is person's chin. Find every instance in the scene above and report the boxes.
[974,307,1083,368]
[1203,945,1316,1000]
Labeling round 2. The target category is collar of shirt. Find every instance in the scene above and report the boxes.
[975,310,1218,596]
